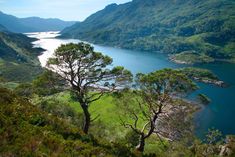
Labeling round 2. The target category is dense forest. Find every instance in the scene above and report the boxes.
[61,0,235,64]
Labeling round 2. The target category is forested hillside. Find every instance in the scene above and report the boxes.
[0,31,43,83]
[61,0,235,64]
[0,11,76,33]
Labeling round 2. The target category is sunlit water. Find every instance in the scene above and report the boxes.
[27,32,235,138]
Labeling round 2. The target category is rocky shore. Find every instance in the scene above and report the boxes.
[178,67,227,87]
[193,77,227,87]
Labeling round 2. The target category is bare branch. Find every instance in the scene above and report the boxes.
[91,114,100,122]
[119,117,141,134]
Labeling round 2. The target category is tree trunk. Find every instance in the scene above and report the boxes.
[136,134,145,152]
[81,103,90,134]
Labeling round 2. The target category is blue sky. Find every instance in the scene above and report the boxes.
[0,0,131,21]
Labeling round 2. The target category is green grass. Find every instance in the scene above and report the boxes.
[0,81,19,89]
[185,34,205,43]
[41,91,169,153]
[53,92,132,138]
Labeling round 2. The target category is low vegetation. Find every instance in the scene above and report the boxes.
[0,88,136,157]
[1,85,235,156]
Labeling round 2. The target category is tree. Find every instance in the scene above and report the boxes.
[191,129,224,156]
[206,128,223,145]
[119,69,197,152]
[47,42,132,134]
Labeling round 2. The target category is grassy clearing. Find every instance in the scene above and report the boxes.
[54,92,136,138]
[0,81,19,89]
[41,91,167,153]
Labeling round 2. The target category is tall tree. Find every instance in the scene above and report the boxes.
[47,42,132,134]
[119,69,197,152]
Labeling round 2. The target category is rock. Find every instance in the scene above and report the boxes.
[219,145,232,156]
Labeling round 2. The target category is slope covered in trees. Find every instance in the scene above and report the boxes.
[0,31,43,82]
[61,0,235,64]
[0,11,76,33]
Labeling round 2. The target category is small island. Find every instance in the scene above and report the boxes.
[178,67,226,87]
[197,94,211,105]
[169,51,214,65]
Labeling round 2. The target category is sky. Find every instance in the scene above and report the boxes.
[0,0,131,21]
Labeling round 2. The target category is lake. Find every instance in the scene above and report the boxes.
[27,32,235,138]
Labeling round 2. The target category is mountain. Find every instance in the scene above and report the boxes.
[0,11,76,33]
[0,31,43,82]
[20,17,76,32]
[61,0,235,64]
[0,24,7,32]
[0,11,34,32]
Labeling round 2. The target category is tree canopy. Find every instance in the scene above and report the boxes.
[119,69,197,152]
[47,42,132,133]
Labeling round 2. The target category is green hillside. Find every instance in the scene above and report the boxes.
[0,88,135,157]
[1,83,234,156]
[0,31,43,82]
[61,0,235,64]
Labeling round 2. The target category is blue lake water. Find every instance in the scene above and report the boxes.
[27,32,235,138]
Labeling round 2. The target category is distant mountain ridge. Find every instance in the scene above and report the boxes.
[61,0,235,64]
[0,11,76,33]
[0,24,7,32]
